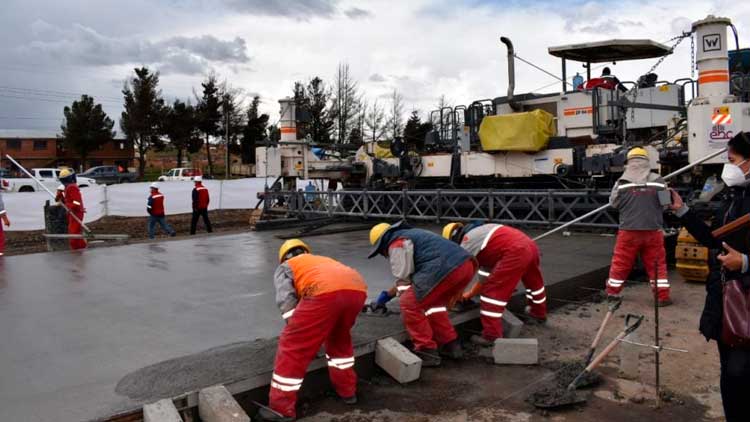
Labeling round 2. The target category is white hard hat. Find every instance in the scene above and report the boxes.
[149,182,159,189]
[193,175,203,182]
[57,185,65,191]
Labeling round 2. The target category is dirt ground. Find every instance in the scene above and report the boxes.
[298,271,724,422]
[2,209,256,256]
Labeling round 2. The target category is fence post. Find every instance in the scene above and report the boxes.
[327,189,334,218]
[103,185,109,217]
[363,188,368,219]
[547,189,554,227]
[218,180,224,210]
[436,189,442,223]
[488,188,494,221]
[402,189,408,220]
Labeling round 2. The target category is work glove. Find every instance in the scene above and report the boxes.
[369,290,393,313]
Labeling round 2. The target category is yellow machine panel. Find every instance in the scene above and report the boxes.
[478,109,555,152]
[675,228,710,282]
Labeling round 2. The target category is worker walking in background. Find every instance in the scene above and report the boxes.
[0,187,10,257]
[369,221,476,366]
[190,175,212,235]
[60,169,87,250]
[259,239,367,421]
[147,183,176,239]
[443,221,547,345]
[606,147,672,306]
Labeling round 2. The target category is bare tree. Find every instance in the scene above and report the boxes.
[331,63,362,144]
[387,89,404,140]
[364,99,387,142]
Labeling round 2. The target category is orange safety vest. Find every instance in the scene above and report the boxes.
[287,254,367,298]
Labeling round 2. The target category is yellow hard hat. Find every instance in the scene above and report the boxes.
[278,239,311,263]
[442,222,464,240]
[59,168,74,178]
[369,223,391,246]
[627,147,648,160]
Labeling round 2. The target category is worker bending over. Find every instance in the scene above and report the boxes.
[259,240,367,421]
[606,147,672,306]
[59,169,86,250]
[443,222,547,345]
[369,221,476,366]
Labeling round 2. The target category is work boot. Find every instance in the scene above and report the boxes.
[340,395,357,405]
[415,349,442,367]
[256,407,294,422]
[439,339,464,359]
[523,306,548,325]
[470,335,494,347]
[658,298,673,307]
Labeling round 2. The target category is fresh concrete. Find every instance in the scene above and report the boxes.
[143,399,182,422]
[198,385,250,422]
[0,228,613,421]
[502,311,524,338]
[375,337,422,384]
[493,338,539,365]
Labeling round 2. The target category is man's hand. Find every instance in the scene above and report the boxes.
[718,242,744,272]
[669,189,683,211]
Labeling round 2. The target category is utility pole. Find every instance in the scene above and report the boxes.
[224,93,230,180]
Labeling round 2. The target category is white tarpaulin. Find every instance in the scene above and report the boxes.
[2,178,311,231]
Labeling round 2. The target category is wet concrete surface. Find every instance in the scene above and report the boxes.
[0,228,614,422]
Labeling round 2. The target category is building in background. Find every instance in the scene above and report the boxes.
[0,130,134,174]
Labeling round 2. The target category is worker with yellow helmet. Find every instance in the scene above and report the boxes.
[368,221,476,367]
[59,168,87,250]
[260,239,367,421]
[442,221,547,346]
[606,146,672,306]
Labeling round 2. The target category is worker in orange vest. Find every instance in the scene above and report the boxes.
[59,169,86,250]
[258,239,367,421]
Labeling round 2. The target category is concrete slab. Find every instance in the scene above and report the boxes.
[0,228,614,422]
[198,385,249,422]
[492,338,539,365]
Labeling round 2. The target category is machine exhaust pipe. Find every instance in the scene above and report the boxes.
[500,37,521,111]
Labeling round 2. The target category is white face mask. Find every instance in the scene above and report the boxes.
[721,160,749,187]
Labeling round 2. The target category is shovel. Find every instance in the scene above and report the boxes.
[583,295,622,365]
[531,313,644,409]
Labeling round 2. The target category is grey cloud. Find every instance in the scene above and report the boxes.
[369,73,386,82]
[344,7,372,19]
[221,0,338,19]
[569,18,645,35]
[22,22,249,75]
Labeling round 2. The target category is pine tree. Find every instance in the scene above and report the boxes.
[121,67,166,177]
[242,96,269,164]
[195,74,222,176]
[61,95,116,170]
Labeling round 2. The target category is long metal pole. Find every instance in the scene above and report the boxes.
[654,258,661,408]
[5,154,91,233]
[533,147,728,241]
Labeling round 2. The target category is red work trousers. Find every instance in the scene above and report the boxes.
[606,230,670,301]
[269,289,366,418]
[68,212,87,250]
[399,259,476,351]
[479,238,546,340]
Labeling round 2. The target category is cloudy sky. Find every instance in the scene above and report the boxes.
[1,0,748,135]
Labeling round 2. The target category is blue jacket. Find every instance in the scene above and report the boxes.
[378,226,473,300]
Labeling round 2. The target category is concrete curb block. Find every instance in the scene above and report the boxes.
[143,399,183,422]
[375,337,422,384]
[493,338,539,365]
[198,385,250,422]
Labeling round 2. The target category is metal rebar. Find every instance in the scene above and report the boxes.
[654,257,661,409]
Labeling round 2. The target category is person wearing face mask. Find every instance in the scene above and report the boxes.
[606,147,672,306]
[670,131,750,422]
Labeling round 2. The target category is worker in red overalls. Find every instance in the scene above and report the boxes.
[59,169,86,250]
[368,221,476,366]
[443,222,547,345]
[606,147,672,306]
[190,176,212,235]
[258,239,367,421]
[0,186,10,257]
